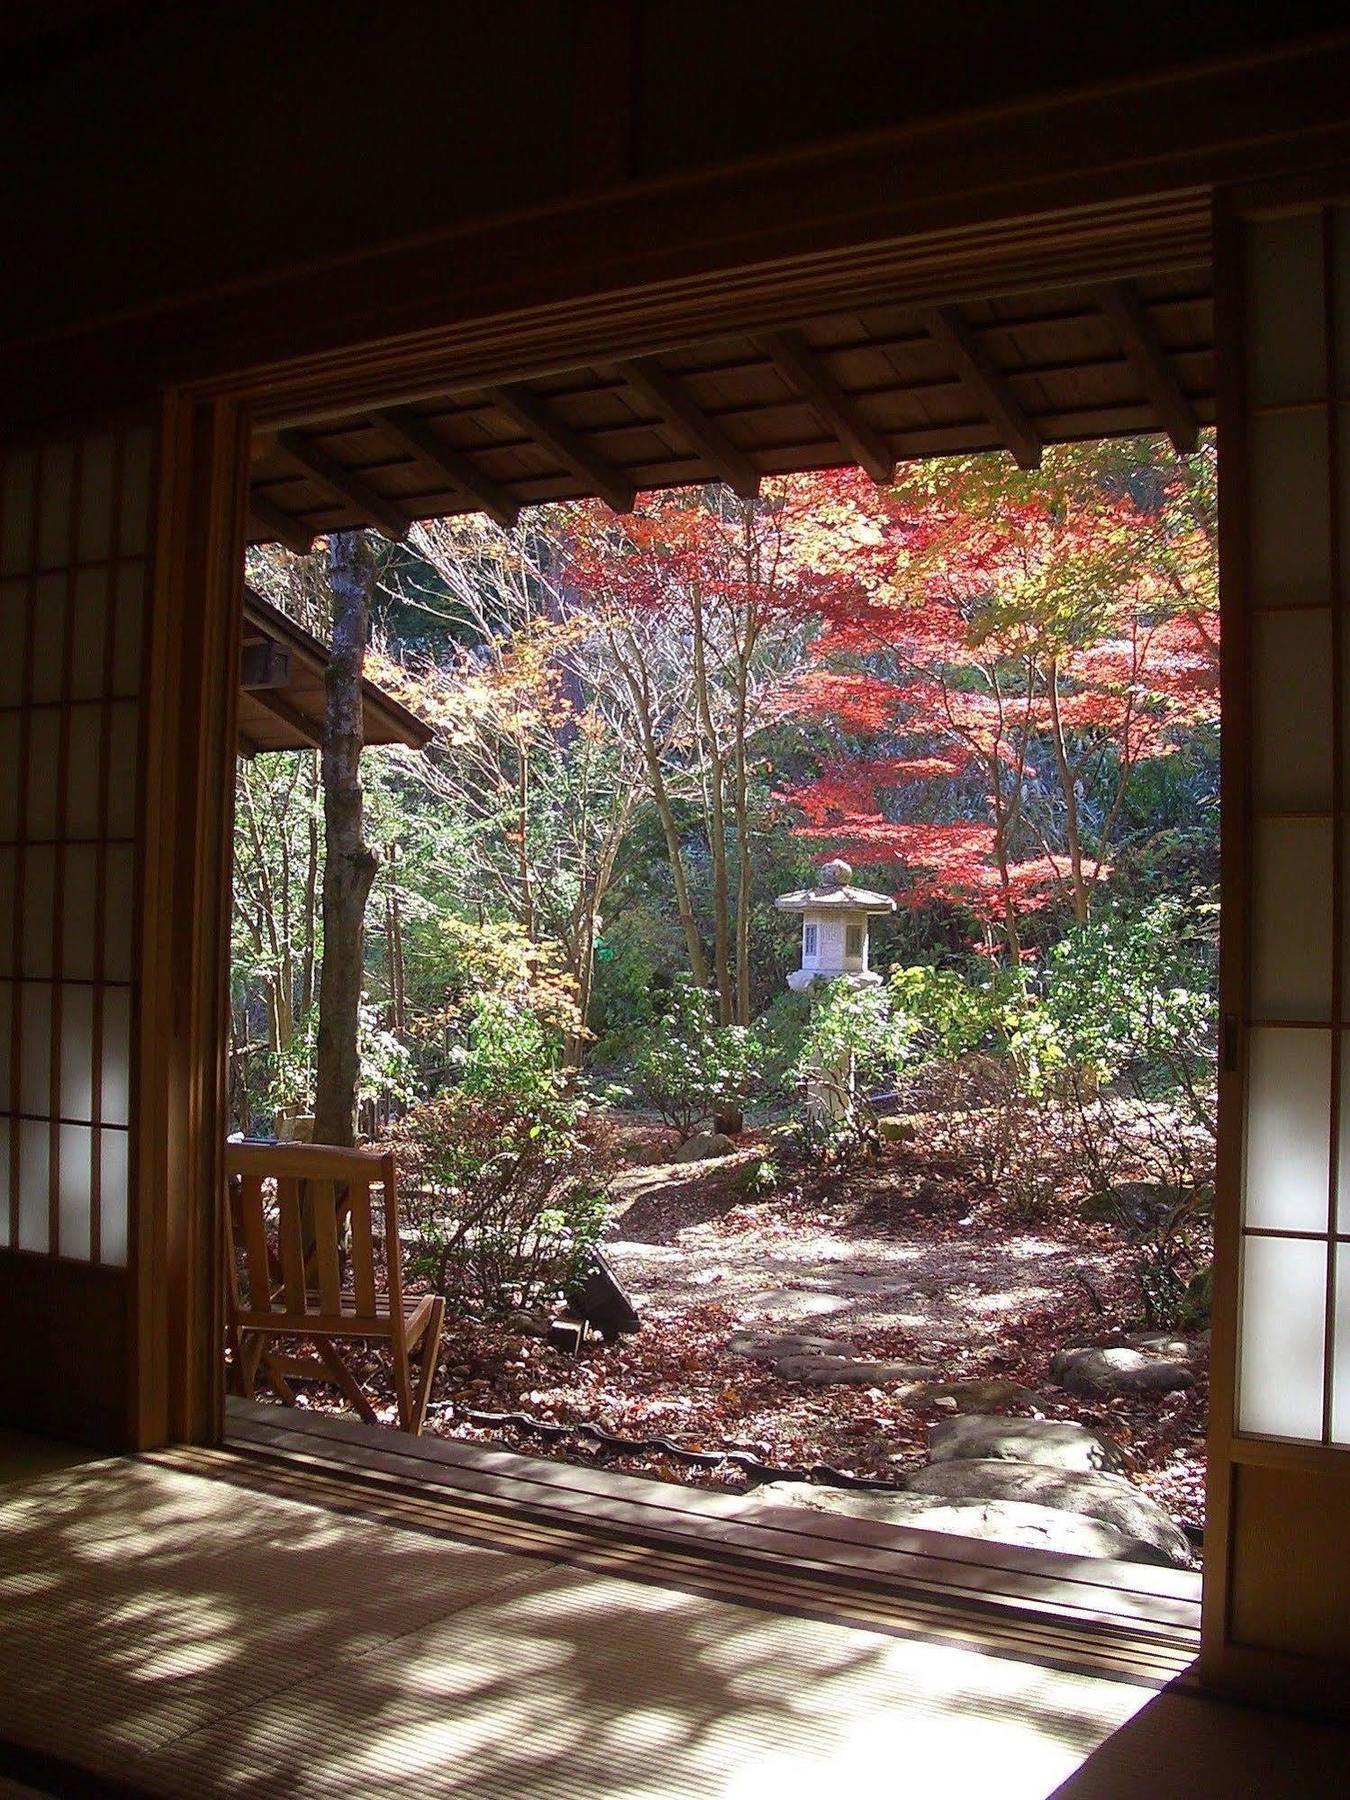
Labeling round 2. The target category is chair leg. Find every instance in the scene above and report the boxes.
[314,1338,380,1426]
[406,1297,445,1437]
[257,1342,299,1408]
[239,1331,267,1399]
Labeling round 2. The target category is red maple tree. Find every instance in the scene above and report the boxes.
[783,439,1219,958]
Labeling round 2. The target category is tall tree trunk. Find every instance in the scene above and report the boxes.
[1045,664,1090,923]
[386,841,407,1034]
[731,640,754,1028]
[610,626,710,989]
[313,531,380,1147]
[690,589,734,1024]
[300,750,320,1019]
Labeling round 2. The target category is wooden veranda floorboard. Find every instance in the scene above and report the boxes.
[2,1424,1347,1799]
[222,1397,1202,1686]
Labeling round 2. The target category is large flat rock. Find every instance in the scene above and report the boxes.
[1051,1344,1195,1399]
[751,1482,1145,1562]
[903,1459,1192,1567]
[928,1415,1126,1474]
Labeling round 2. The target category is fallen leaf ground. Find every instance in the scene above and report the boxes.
[269,1117,1209,1541]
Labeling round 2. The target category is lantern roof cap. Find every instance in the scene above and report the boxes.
[774,857,896,914]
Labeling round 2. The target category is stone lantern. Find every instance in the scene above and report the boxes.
[775,858,896,1121]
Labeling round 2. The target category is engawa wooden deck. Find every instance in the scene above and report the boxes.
[222,1396,1202,1690]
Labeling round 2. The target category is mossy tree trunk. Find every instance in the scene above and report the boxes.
[313,531,379,1147]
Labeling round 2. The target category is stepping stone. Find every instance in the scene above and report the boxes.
[775,1356,940,1386]
[928,1415,1126,1474]
[1124,1331,1207,1360]
[672,1131,736,1163]
[750,1483,1149,1563]
[727,1331,857,1362]
[1051,1344,1195,1399]
[903,1459,1192,1568]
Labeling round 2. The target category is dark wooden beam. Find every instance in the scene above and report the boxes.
[236,728,264,761]
[239,640,291,691]
[922,306,1043,470]
[276,430,411,541]
[369,407,520,529]
[249,686,323,748]
[758,329,895,485]
[247,489,317,556]
[1092,282,1200,455]
[616,358,760,499]
[483,383,635,514]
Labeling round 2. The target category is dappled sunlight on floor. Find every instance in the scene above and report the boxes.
[0,1428,1217,1798]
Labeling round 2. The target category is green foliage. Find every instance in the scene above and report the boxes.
[454,989,566,1110]
[786,980,912,1159]
[267,1001,421,1123]
[755,987,812,1099]
[791,981,911,1093]
[1044,897,1217,1208]
[888,964,1003,1062]
[1043,897,1216,1090]
[631,976,763,1138]
[737,1155,782,1197]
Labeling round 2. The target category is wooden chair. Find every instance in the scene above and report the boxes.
[224,1140,445,1436]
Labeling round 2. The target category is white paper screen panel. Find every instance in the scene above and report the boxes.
[1238,204,1350,1444]
[0,425,149,1268]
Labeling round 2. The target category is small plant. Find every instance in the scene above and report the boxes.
[631,976,762,1139]
[736,1155,781,1197]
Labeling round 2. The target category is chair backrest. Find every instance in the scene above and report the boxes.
[224,1140,406,1340]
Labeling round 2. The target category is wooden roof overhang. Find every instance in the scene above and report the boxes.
[245,269,1214,549]
[238,587,433,756]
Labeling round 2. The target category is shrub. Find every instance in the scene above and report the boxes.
[1128,1186,1214,1330]
[266,1000,421,1126]
[1044,897,1217,1197]
[391,1080,613,1312]
[454,988,565,1109]
[787,980,913,1161]
[755,987,812,1102]
[393,989,612,1310]
[630,976,762,1138]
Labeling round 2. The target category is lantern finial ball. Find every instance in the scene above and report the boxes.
[820,857,852,890]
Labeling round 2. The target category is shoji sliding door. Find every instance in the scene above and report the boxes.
[0,425,149,1271]
[0,422,153,1443]
[1205,178,1350,1710]
[0,398,245,1450]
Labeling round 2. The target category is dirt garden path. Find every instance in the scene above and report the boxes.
[434,1131,1209,1538]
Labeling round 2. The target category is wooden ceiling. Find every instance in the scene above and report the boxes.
[247,268,1213,550]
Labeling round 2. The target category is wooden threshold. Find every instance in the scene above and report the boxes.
[218,1398,1200,1690]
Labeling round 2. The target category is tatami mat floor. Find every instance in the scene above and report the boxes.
[1,1427,1345,1798]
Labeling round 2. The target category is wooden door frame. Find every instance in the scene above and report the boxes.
[138,154,1347,1714]
[157,192,1230,1448]
[135,393,249,1447]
